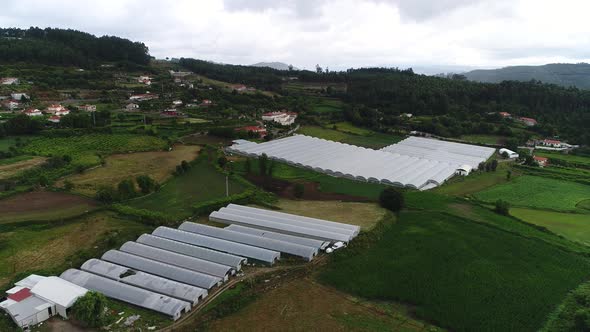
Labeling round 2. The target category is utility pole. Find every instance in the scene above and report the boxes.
[225,174,229,197]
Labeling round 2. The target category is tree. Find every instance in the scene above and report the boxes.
[38,175,49,187]
[95,185,118,203]
[71,291,108,327]
[379,187,405,212]
[494,199,510,216]
[506,170,512,181]
[244,158,252,174]
[218,156,228,168]
[490,159,498,171]
[478,162,485,171]
[294,183,305,198]
[117,179,136,199]
[181,160,191,172]
[136,175,156,194]
[259,153,269,176]
[268,161,275,177]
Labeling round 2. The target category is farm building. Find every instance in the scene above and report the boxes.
[60,269,190,320]
[228,135,495,190]
[534,156,549,167]
[455,164,473,176]
[499,148,519,159]
[0,275,87,329]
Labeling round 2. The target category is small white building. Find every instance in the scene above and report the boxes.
[125,103,140,111]
[262,111,297,126]
[79,104,97,112]
[11,93,29,101]
[1,77,19,85]
[172,100,183,106]
[0,275,87,329]
[22,108,42,117]
[499,148,519,159]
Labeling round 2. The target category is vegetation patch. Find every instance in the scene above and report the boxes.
[298,125,401,149]
[543,280,590,331]
[319,210,590,332]
[60,145,200,196]
[0,156,46,180]
[474,175,590,211]
[510,207,590,245]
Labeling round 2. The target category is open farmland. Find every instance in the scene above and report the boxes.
[0,136,35,152]
[0,156,46,180]
[536,151,590,168]
[298,125,401,149]
[474,175,590,211]
[208,278,443,332]
[0,191,97,224]
[510,208,590,245]
[0,211,151,289]
[319,210,590,332]
[22,134,168,167]
[126,158,248,219]
[434,162,516,196]
[61,145,200,196]
[270,199,387,230]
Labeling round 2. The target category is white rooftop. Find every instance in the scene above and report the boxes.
[15,274,46,289]
[31,277,87,308]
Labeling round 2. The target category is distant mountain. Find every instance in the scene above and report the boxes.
[251,62,297,71]
[464,63,590,89]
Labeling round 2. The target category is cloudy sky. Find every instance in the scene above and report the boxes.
[1,0,590,73]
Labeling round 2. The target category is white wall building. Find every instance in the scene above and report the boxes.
[262,111,297,126]
[499,148,519,159]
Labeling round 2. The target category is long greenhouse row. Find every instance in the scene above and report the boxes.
[228,135,496,190]
[60,204,357,320]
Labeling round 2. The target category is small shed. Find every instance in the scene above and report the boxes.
[499,148,519,159]
[455,164,473,176]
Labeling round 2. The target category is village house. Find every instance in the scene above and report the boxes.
[499,148,519,159]
[517,116,537,126]
[1,77,19,85]
[540,139,566,148]
[0,275,87,329]
[169,70,192,78]
[10,93,29,101]
[48,115,61,123]
[533,156,549,167]
[2,100,20,110]
[236,125,267,138]
[172,100,183,107]
[45,104,69,116]
[499,112,511,118]
[232,84,247,92]
[200,99,213,106]
[78,104,97,112]
[22,108,42,117]
[160,109,183,117]
[138,75,152,85]
[262,110,298,126]
[129,93,158,102]
[125,103,140,111]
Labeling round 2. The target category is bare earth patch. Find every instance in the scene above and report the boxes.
[208,278,440,332]
[0,191,97,224]
[0,156,46,180]
[61,145,200,196]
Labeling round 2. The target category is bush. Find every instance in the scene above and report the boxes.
[95,185,119,203]
[71,291,107,327]
[294,183,305,198]
[136,175,157,194]
[64,180,74,191]
[495,199,510,215]
[117,179,136,200]
[379,187,405,212]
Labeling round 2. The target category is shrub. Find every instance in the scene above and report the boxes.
[379,187,405,212]
[259,153,269,176]
[294,183,305,198]
[117,179,136,200]
[71,291,108,327]
[64,180,74,191]
[95,185,119,203]
[136,175,157,194]
[495,199,510,215]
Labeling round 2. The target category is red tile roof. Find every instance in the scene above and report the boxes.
[533,156,548,162]
[8,288,31,302]
[520,117,537,123]
[543,139,561,145]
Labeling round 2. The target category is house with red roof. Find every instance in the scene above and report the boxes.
[518,116,537,126]
[22,108,42,117]
[533,156,548,167]
[48,115,61,123]
[232,84,247,92]
[200,99,213,106]
[236,125,267,138]
[78,104,96,112]
[499,112,511,118]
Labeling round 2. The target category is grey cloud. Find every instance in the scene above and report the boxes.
[223,0,325,18]
[379,0,486,21]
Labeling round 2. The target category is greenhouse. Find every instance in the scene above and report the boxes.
[225,225,328,249]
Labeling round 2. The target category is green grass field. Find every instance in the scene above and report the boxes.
[126,159,248,219]
[435,163,515,196]
[511,207,590,245]
[22,134,168,167]
[536,151,590,168]
[474,175,590,211]
[459,134,506,145]
[0,136,36,152]
[298,125,401,149]
[319,210,590,332]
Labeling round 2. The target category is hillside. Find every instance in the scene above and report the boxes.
[464,63,590,89]
[251,62,297,71]
[0,27,150,67]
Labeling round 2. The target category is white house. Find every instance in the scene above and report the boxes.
[55,108,70,116]
[172,100,183,106]
[262,111,298,126]
[125,103,140,111]
[129,93,158,101]
[48,115,61,123]
[1,77,19,85]
[499,148,519,159]
[45,104,67,114]
[11,93,29,101]
[0,275,87,329]
[78,104,96,112]
[22,108,42,117]
[2,100,20,110]
[138,75,152,85]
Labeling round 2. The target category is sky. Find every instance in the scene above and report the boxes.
[1,0,590,73]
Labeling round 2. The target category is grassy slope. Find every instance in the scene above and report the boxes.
[319,209,590,332]
[126,158,247,219]
[536,151,590,167]
[298,125,402,149]
[474,175,590,211]
[510,207,590,245]
[434,162,516,196]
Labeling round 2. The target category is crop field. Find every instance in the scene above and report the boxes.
[0,191,98,224]
[208,278,442,332]
[474,175,590,211]
[61,145,200,196]
[270,199,388,230]
[319,210,590,332]
[0,136,36,152]
[0,156,46,180]
[0,211,150,289]
[126,158,248,219]
[510,208,590,245]
[312,98,344,113]
[298,125,402,149]
[235,158,388,200]
[22,134,168,167]
[459,134,506,145]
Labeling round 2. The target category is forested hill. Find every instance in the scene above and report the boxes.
[464,63,590,89]
[0,27,150,67]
